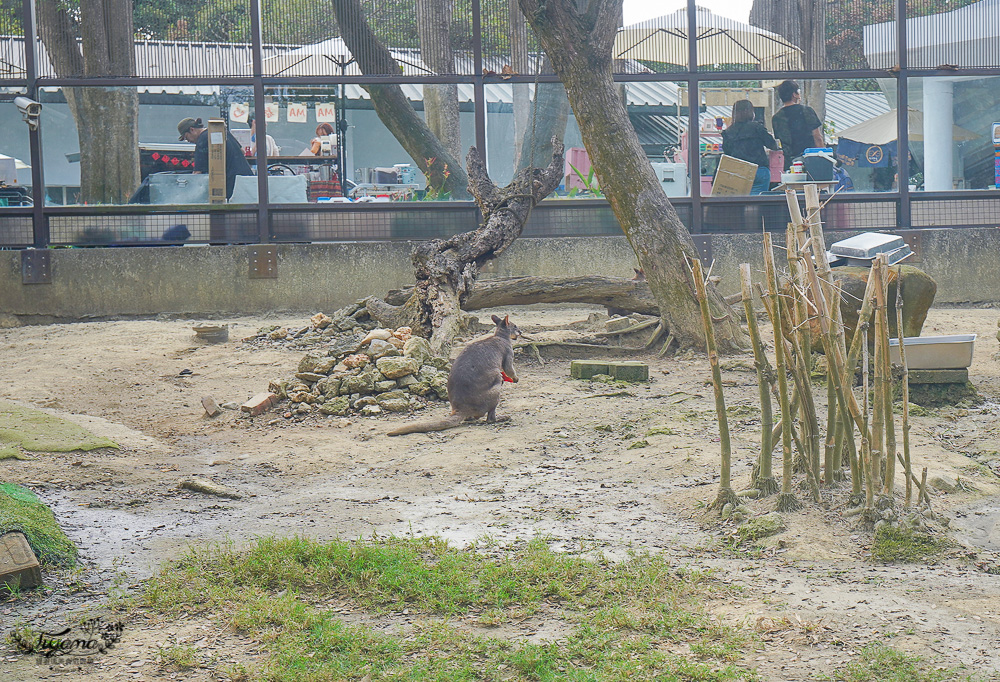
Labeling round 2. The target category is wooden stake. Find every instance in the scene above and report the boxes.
[690,256,739,511]
[895,266,913,509]
[741,263,778,497]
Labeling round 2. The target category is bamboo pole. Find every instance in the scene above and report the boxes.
[741,264,779,497]
[690,255,739,511]
[871,258,886,490]
[895,266,913,509]
[881,259,897,498]
[763,232,801,512]
[861,319,875,514]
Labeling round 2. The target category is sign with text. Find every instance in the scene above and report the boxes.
[316,103,337,122]
[287,103,308,123]
[264,103,279,123]
[229,102,248,123]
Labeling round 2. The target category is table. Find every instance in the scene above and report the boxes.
[771,180,838,193]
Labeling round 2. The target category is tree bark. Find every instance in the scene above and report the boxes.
[367,140,565,353]
[416,0,462,161]
[333,0,469,199]
[510,0,531,167]
[515,59,570,172]
[385,275,660,314]
[36,0,140,204]
[517,0,746,352]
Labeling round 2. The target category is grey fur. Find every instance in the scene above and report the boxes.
[386,315,521,436]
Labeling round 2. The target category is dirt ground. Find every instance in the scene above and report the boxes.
[2,304,1000,681]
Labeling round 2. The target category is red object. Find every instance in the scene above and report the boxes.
[501,371,514,383]
[151,152,160,160]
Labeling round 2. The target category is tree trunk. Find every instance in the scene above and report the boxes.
[366,141,565,354]
[385,275,660,314]
[510,0,531,167]
[417,0,462,161]
[333,0,469,199]
[515,59,570,172]
[36,0,140,204]
[517,0,746,352]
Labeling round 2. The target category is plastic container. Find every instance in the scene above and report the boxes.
[888,334,977,369]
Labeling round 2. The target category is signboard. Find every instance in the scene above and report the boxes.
[229,102,249,123]
[287,103,308,123]
[994,123,1000,188]
[316,103,337,122]
[992,122,1000,144]
[264,103,280,123]
[207,119,227,204]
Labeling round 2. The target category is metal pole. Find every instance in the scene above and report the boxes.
[249,0,269,243]
[22,0,46,247]
[687,0,702,234]
[472,0,486,154]
[895,0,910,227]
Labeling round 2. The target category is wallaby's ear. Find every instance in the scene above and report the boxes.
[503,315,510,326]
[491,314,502,326]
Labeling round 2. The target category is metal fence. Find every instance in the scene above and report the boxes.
[2,0,999,248]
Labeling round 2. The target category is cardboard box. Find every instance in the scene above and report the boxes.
[207,118,228,204]
[710,154,757,196]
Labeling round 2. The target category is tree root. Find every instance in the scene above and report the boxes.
[775,492,802,512]
[752,476,780,498]
[708,486,741,512]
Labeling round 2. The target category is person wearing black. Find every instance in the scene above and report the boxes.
[177,116,253,200]
[721,99,777,195]
[770,80,825,171]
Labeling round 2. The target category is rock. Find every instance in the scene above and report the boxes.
[737,512,786,542]
[342,354,370,370]
[343,373,375,396]
[315,377,342,398]
[267,328,288,340]
[376,390,407,403]
[268,379,291,399]
[387,337,405,349]
[403,337,434,366]
[609,361,649,382]
[428,357,450,371]
[178,477,241,499]
[408,382,433,397]
[833,266,936,342]
[311,312,332,329]
[418,365,440,382]
[428,374,449,400]
[294,403,312,415]
[362,329,393,344]
[318,397,350,416]
[360,404,382,416]
[329,336,363,358]
[605,316,632,332]
[367,339,401,359]
[298,353,324,373]
[397,374,418,388]
[378,398,410,413]
[571,360,611,380]
[295,372,326,384]
[201,396,222,418]
[354,396,377,408]
[375,380,398,392]
[376,356,419,380]
[721,503,733,520]
[393,326,413,341]
[929,475,958,493]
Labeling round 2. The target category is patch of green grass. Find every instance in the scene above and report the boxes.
[827,642,961,681]
[141,536,758,681]
[627,439,649,450]
[0,482,77,568]
[157,644,200,671]
[0,400,118,453]
[647,425,677,437]
[870,525,949,564]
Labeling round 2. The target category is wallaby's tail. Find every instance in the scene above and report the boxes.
[387,413,465,436]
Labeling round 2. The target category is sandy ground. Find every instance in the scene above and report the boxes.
[2,304,1000,681]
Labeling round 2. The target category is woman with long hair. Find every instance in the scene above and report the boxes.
[720,99,777,195]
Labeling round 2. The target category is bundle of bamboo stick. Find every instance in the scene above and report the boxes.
[691,186,930,518]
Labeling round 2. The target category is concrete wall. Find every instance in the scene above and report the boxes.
[2,228,998,324]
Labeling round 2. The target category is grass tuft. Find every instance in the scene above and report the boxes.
[0,482,77,568]
[870,525,949,564]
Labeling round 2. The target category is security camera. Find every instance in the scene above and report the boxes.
[14,96,42,130]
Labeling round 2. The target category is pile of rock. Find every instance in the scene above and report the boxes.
[261,313,451,418]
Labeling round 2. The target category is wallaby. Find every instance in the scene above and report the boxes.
[387,314,521,436]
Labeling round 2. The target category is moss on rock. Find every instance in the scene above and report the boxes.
[0,482,78,566]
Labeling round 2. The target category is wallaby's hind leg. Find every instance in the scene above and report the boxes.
[486,406,511,424]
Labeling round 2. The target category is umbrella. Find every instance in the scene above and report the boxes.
[0,153,30,184]
[259,37,434,77]
[614,7,803,70]
[836,107,979,145]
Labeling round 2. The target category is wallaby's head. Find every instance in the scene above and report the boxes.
[490,314,521,341]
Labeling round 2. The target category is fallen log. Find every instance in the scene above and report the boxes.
[383,275,659,316]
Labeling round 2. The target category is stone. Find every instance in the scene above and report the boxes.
[329,336,363,358]
[403,337,434,367]
[295,372,326,384]
[367,339,401,359]
[360,405,382,416]
[408,381,433,397]
[362,328,393,344]
[268,379,290,399]
[605,316,632,332]
[311,312,332,329]
[241,392,277,416]
[418,365,440,382]
[736,512,787,542]
[294,403,313,415]
[179,478,242,499]
[343,373,375,396]
[929,475,958,493]
[832,266,936,342]
[428,357,450,371]
[375,380,398,392]
[429,374,450,400]
[354,396,377,408]
[342,354,370,369]
[0,532,43,591]
[315,377,342,398]
[379,398,411,413]
[570,360,611,380]
[609,361,649,382]
[201,396,222,418]
[298,354,325,374]
[376,390,407,403]
[397,374,419,388]
[319,397,350,416]
[376,356,420,379]
[267,328,288,340]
